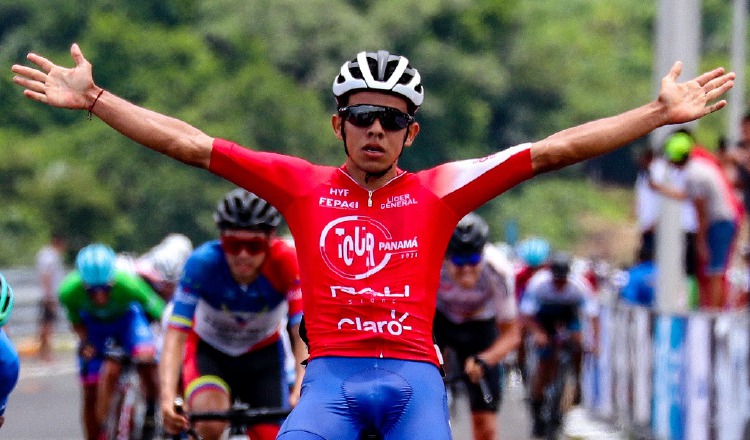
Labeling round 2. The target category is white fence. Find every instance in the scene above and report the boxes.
[584,303,750,440]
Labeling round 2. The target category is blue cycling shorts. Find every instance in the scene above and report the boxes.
[705,220,737,275]
[277,357,451,440]
[78,303,156,384]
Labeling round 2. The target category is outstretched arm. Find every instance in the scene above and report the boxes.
[11,43,213,168]
[530,62,734,174]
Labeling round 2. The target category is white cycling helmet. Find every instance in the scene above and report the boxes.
[141,233,194,283]
[333,50,424,111]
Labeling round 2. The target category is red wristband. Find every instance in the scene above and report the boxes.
[87,89,105,121]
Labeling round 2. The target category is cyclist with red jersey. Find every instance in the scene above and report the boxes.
[159,189,305,440]
[515,237,551,301]
[124,233,194,303]
[13,45,734,439]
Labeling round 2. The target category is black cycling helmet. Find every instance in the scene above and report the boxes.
[333,50,424,115]
[549,252,571,280]
[214,188,282,232]
[446,213,489,257]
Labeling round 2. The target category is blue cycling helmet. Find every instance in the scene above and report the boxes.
[517,237,550,268]
[76,243,117,286]
[0,273,14,327]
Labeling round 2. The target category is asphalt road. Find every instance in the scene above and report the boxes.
[3,343,624,440]
[1,340,541,440]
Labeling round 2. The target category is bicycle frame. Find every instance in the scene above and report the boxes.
[101,358,156,440]
[540,334,577,440]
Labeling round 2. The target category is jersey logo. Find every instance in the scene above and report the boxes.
[319,216,418,280]
[337,310,413,335]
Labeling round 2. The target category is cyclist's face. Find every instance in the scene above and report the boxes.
[446,259,482,289]
[85,285,112,307]
[220,229,270,285]
[333,91,420,186]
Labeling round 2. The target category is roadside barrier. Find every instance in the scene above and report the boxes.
[583,302,750,440]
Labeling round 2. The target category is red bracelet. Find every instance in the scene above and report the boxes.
[87,89,105,121]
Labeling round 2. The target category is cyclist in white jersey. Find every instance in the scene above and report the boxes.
[520,252,599,438]
[434,213,520,440]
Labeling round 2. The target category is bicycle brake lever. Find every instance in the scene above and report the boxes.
[478,377,493,405]
[173,397,204,440]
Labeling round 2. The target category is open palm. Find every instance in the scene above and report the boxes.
[659,61,734,125]
[11,43,94,110]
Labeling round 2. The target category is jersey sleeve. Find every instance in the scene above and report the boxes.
[209,139,319,214]
[418,144,534,215]
[117,271,166,321]
[518,274,543,316]
[167,253,205,332]
[572,276,599,318]
[266,240,303,326]
[57,273,84,325]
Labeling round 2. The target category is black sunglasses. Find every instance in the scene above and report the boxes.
[338,105,414,131]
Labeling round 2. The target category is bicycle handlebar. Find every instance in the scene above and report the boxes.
[189,407,291,423]
[170,397,291,440]
[443,372,494,405]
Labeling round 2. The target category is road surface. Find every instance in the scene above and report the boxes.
[1,337,622,440]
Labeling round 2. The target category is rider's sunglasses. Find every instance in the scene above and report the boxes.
[449,253,482,267]
[338,105,414,131]
[85,284,112,295]
[220,236,270,256]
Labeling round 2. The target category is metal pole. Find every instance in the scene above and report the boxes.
[652,0,702,313]
[727,0,748,148]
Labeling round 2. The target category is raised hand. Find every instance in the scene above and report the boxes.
[11,43,97,110]
[659,61,735,125]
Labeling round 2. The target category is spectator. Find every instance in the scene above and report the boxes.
[727,113,750,246]
[620,242,656,307]
[634,148,659,255]
[651,131,744,309]
[646,139,700,283]
[35,233,66,361]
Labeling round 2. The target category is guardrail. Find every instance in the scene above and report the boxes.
[2,267,70,341]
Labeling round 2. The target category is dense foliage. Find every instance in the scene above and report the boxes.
[0,0,738,264]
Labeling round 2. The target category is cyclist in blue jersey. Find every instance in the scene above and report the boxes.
[59,243,165,440]
[160,189,305,440]
[0,273,19,430]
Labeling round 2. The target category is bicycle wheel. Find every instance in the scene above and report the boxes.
[542,386,561,439]
[100,387,126,440]
[123,368,159,440]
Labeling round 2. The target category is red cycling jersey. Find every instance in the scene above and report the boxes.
[210,139,533,366]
